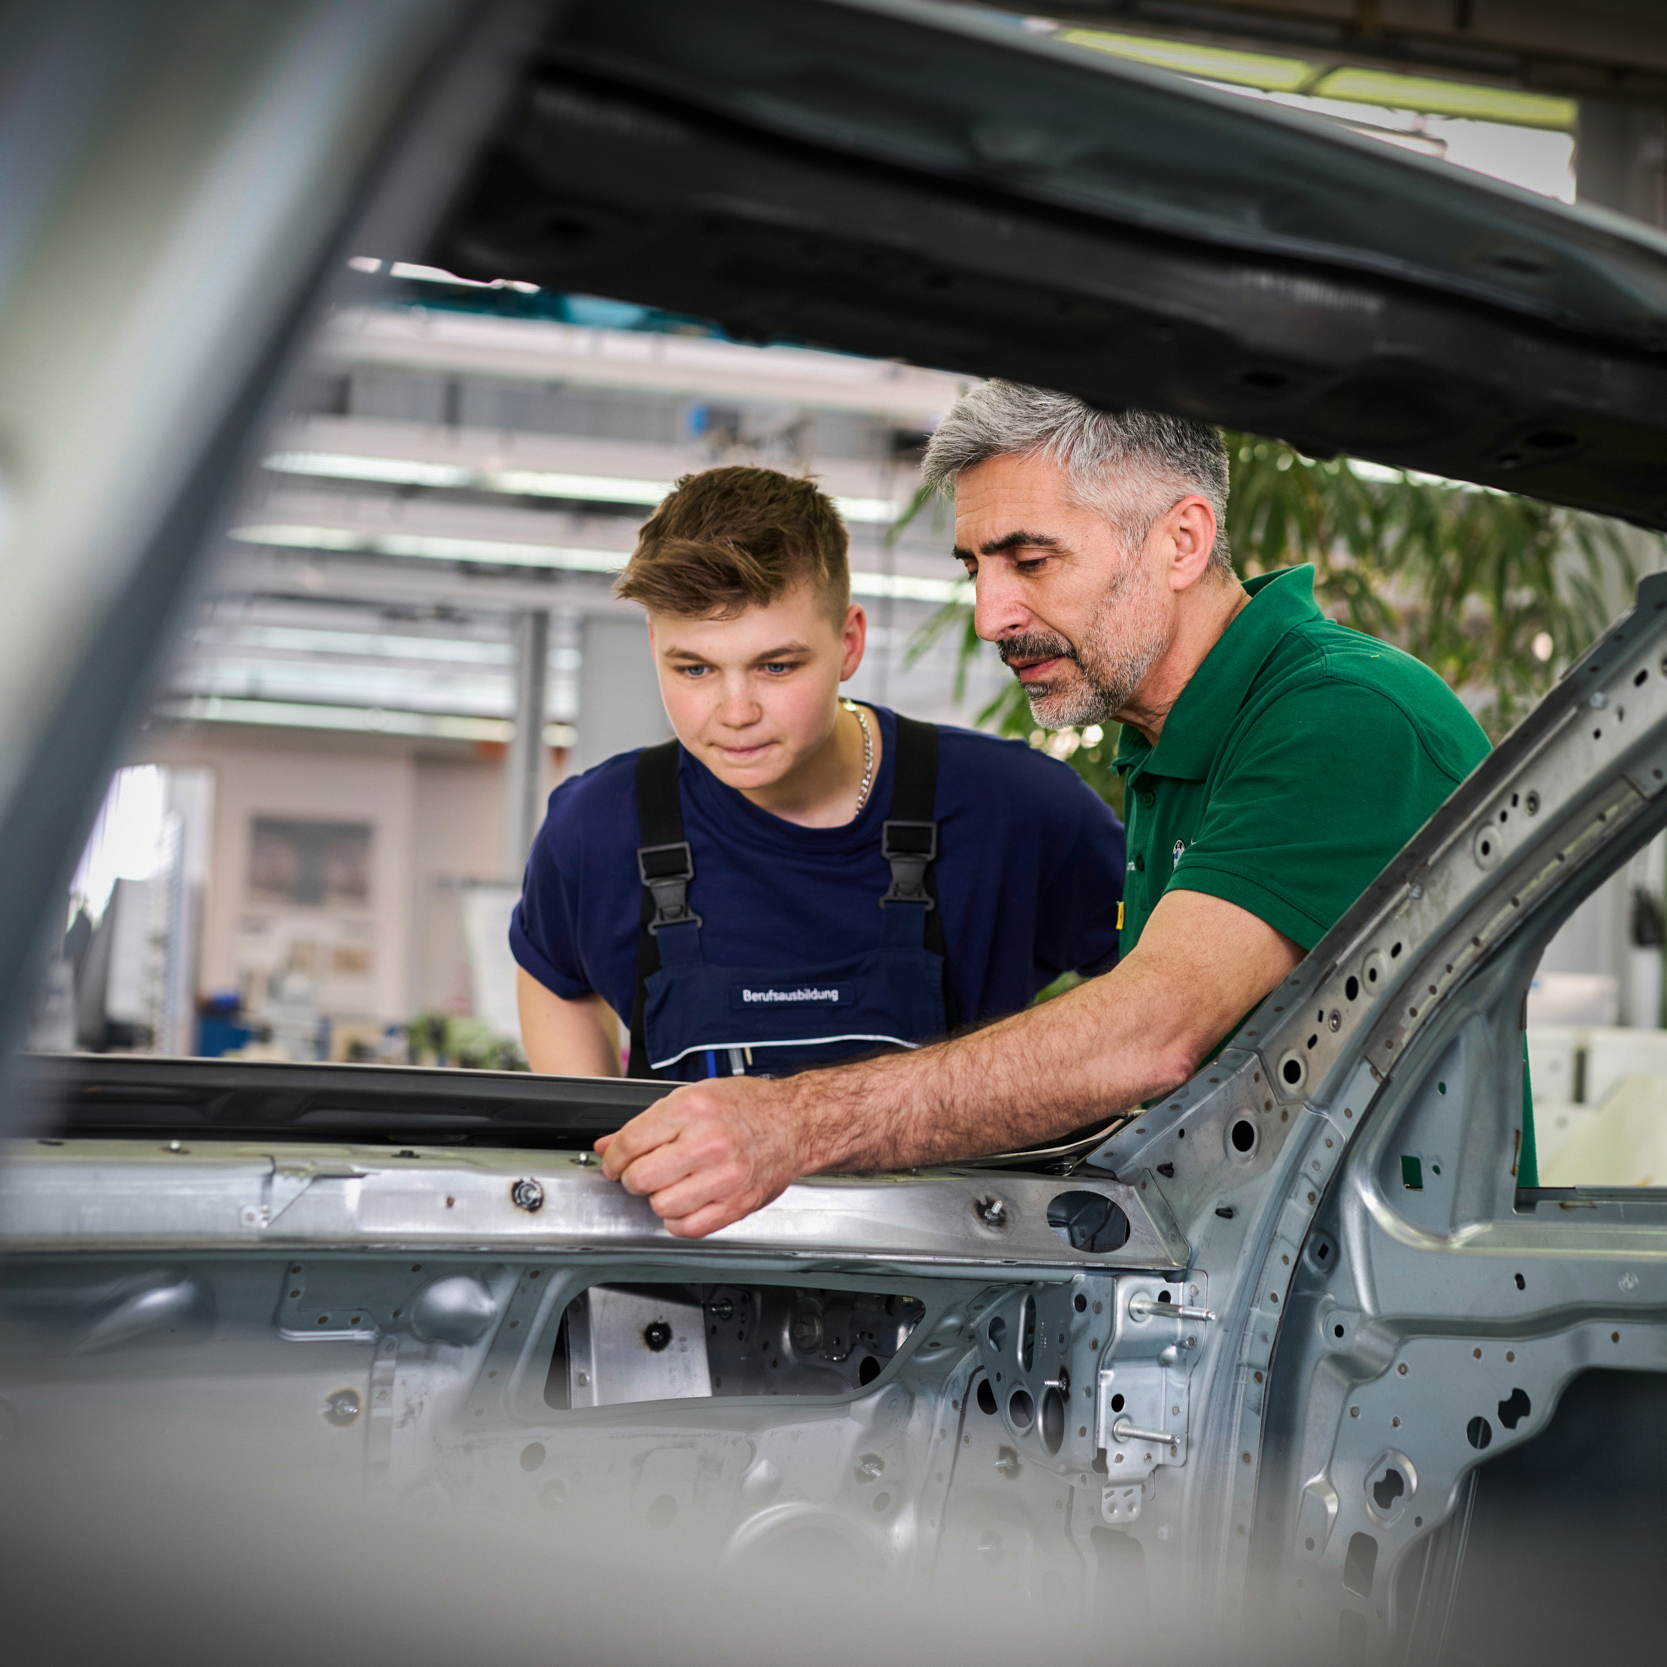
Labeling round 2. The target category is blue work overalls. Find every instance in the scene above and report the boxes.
[625,715,958,1081]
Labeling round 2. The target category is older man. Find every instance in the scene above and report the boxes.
[597,383,1493,1237]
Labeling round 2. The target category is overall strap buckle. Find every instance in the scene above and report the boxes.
[638,841,703,932]
[880,819,937,909]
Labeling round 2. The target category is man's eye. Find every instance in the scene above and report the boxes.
[679,664,710,678]
[762,662,794,675]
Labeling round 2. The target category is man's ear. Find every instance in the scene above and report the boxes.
[1162,495,1219,592]
[840,602,868,681]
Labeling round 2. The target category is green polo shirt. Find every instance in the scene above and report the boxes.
[1112,565,1536,1180]
[1116,565,1491,953]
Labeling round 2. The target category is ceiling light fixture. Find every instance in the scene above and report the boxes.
[230,521,970,601]
[154,694,575,747]
[1058,26,1576,130]
[261,451,900,523]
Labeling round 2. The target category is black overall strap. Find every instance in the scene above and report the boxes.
[883,715,958,1032]
[628,741,698,1079]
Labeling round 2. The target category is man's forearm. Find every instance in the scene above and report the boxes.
[787,953,1189,1174]
[783,887,1303,1176]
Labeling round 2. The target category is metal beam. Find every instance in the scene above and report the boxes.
[0,1139,1188,1270]
[570,614,670,778]
[1578,99,1667,229]
[501,608,550,878]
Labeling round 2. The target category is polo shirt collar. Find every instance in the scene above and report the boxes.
[1116,565,1324,781]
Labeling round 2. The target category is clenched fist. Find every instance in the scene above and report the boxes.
[595,1075,810,1238]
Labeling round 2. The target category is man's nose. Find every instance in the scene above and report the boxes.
[716,676,761,725]
[973,567,1031,644]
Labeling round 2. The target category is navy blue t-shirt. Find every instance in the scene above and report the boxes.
[510,706,1126,1036]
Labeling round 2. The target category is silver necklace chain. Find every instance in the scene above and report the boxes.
[844,698,875,814]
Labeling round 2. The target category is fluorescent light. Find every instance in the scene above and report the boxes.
[265,450,475,488]
[175,658,513,711]
[1312,68,1575,131]
[191,624,513,665]
[1061,27,1315,93]
[1060,26,1576,130]
[231,522,624,572]
[373,533,622,570]
[157,696,509,740]
[260,450,904,523]
[230,520,971,602]
[488,468,668,504]
[262,451,670,504]
[154,695,575,747]
[236,522,365,552]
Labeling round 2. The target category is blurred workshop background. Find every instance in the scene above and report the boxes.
[35,2,1667,1187]
[48,280,988,1069]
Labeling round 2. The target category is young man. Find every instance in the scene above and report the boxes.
[511,464,1126,1081]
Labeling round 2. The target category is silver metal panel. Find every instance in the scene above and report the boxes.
[0,1142,1188,1272]
[569,1286,711,1407]
[1062,572,1667,1636]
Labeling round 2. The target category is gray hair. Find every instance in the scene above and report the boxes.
[921,382,1233,574]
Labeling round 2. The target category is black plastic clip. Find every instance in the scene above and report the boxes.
[637,841,702,932]
[880,819,938,908]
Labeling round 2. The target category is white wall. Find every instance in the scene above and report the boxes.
[139,727,535,1027]
[216,740,409,1023]
[410,752,510,1016]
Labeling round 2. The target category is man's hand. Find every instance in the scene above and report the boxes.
[596,1076,806,1238]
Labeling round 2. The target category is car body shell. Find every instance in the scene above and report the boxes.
[4,3,1667,1660]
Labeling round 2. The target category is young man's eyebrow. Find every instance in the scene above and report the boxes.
[951,530,1068,560]
[660,640,813,661]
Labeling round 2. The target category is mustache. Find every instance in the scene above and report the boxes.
[997,631,1077,668]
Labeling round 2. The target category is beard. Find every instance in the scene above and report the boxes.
[997,558,1171,729]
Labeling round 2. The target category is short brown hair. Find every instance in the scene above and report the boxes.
[615,466,850,621]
